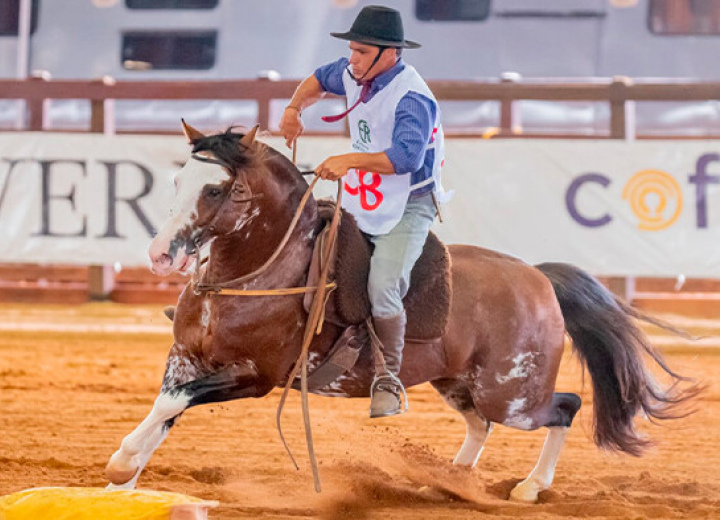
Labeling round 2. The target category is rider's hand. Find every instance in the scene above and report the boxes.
[280,106,303,149]
[315,155,354,181]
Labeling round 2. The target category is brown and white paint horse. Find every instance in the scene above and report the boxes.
[106,123,698,502]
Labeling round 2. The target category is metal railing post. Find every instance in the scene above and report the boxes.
[609,76,636,140]
[499,72,522,136]
[608,76,636,300]
[26,76,47,131]
[88,77,116,301]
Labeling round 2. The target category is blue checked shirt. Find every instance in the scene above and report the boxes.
[315,57,438,196]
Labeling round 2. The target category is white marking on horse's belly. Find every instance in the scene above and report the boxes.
[242,359,258,375]
[472,302,485,325]
[496,352,535,384]
[465,366,485,398]
[201,299,211,328]
[504,397,533,429]
[307,351,322,372]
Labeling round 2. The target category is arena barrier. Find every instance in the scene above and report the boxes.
[1,77,720,307]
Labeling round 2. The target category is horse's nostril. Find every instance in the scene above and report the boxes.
[154,253,172,266]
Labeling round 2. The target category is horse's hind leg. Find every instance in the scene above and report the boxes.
[510,392,581,502]
[431,378,493,467]
[455,411,493,467]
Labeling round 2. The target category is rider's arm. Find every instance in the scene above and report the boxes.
[384,92,435,174]
[315,151,395,181]
[279,75,323,148]
[280,58,349,148]
[285,75,324,115]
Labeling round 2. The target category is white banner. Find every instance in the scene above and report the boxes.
[1,133,719,276]
[0,133,182,267]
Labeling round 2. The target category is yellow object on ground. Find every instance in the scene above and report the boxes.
[0,487,219,520]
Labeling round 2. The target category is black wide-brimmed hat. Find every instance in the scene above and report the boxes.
[331,5,421,49]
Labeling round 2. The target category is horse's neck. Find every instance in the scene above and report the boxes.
[206,148,320,286]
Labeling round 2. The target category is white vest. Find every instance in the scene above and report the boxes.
[341,65,446,235]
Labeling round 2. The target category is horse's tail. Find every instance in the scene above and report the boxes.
[536,262,702,456]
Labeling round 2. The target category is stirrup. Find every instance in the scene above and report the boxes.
[369,372,409,418]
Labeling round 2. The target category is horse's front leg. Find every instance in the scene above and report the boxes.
[106,344,204,488]
[106,395,186,489]
[106,348,261,488]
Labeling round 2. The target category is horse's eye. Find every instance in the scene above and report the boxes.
[205,187,223,199]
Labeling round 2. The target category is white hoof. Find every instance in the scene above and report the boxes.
[452,454,478,467]
[106,481,136,491]
[509,479,543,503]
[105,450,139,486]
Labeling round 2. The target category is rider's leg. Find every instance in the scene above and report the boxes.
[368,312,407,418]
[366,193,437,418]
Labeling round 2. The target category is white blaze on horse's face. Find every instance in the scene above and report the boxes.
[149,154,230,276]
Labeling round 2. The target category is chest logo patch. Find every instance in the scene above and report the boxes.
[358,120,371,144]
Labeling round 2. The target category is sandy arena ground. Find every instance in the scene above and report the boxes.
[1,302,719,519]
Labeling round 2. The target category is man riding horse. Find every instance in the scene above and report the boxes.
[279,5,448,418]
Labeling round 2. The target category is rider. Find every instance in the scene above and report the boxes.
[279,5,447,418]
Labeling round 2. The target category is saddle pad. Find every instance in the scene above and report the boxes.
[308,200,451,339]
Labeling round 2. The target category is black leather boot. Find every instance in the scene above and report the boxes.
[369,312,408,418]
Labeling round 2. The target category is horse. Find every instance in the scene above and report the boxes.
[105,122,698,503]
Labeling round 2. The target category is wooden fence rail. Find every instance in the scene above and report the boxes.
[2,76,720,303]
[3,76,720,138]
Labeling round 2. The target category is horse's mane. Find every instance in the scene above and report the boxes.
[189,127,306,185]
[190,127,261,173]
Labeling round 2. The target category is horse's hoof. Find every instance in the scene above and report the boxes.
[106,482,134,491]
[105,453,139,485]
[106,464,139,485]
[509,482,540,503]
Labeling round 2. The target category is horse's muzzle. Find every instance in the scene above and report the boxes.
[150,252,173,275]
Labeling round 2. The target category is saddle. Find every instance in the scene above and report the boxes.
[304,200,452,340]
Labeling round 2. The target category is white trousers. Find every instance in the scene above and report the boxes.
[366,193,437,319]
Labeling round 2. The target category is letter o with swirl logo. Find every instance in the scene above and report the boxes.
[622,169,683,231]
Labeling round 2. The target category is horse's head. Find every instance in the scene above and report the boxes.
[150,121,278,276]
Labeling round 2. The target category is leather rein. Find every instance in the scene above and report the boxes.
[189,152,338,299]
[186,147,342,493]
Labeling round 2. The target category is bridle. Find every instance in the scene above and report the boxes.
[185,152,337,299]
[185,153,263,259]
[184,144,342,494]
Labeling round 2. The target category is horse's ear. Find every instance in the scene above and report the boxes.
[181,119,206,144]
[239,125,259,148]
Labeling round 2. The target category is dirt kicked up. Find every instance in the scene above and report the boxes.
[1,302,719,520]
